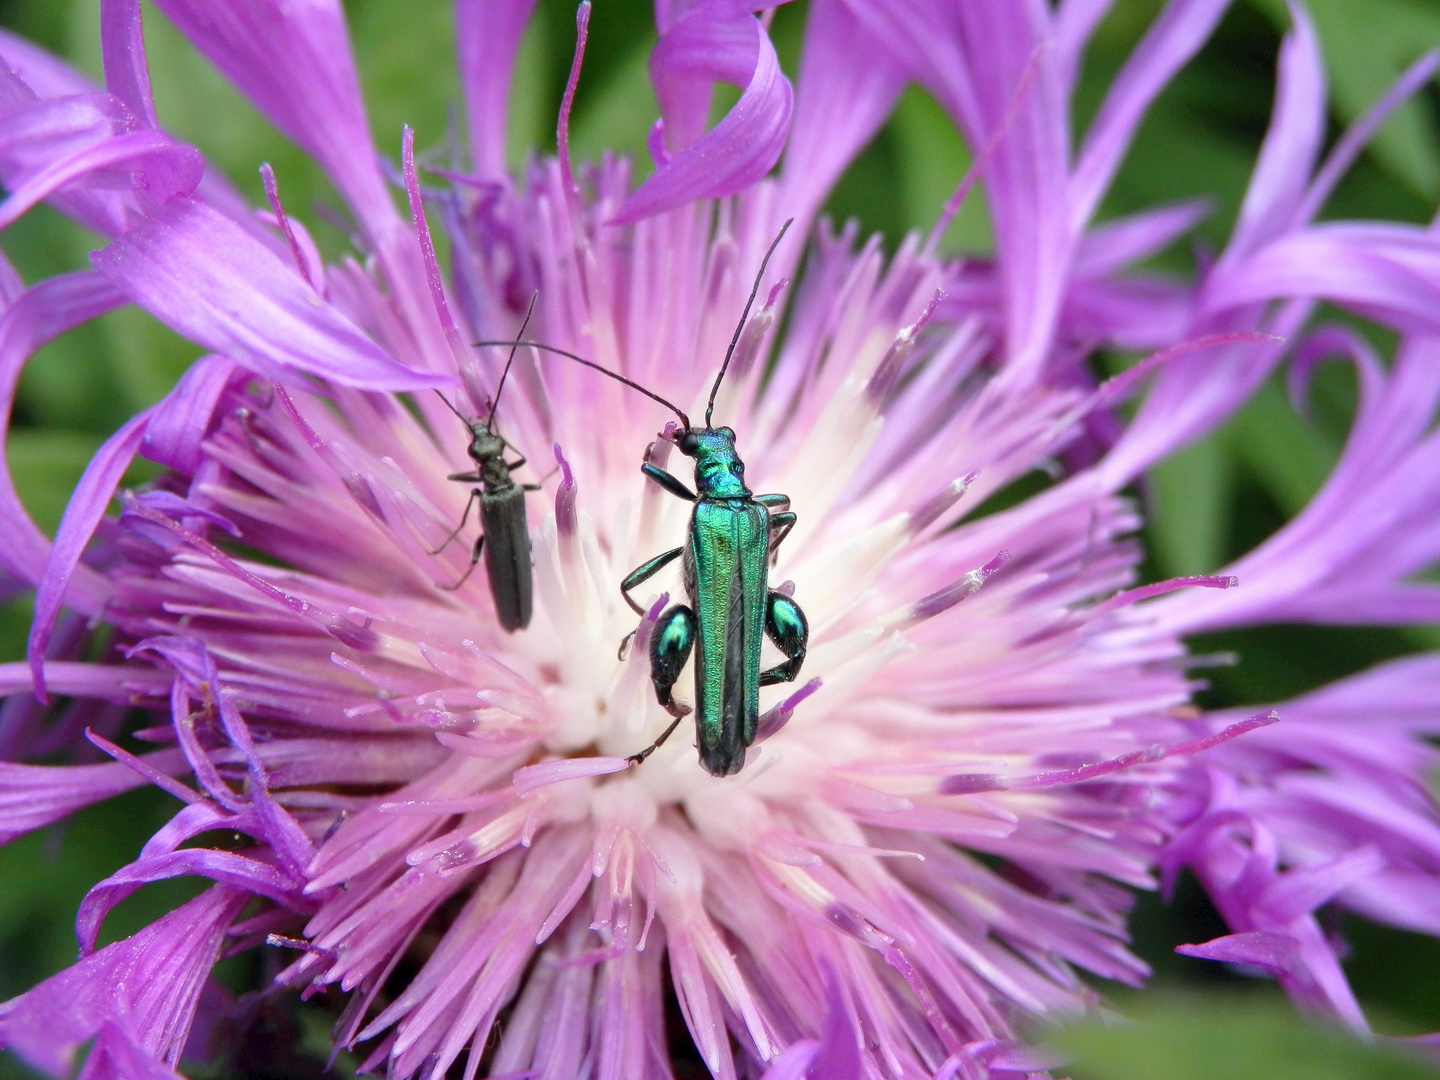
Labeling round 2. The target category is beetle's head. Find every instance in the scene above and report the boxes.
[685,427,748,497]
[468,423,504,462]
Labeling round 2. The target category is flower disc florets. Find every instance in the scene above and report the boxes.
[99,162,1202,1076]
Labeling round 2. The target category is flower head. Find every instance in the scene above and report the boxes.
[4,1,1440,1078]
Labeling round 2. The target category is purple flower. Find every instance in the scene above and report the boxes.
[2,0,1440,1077]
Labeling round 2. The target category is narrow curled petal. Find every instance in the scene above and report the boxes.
[1187,657,1440,940]
[0,750,185,845]
[1205,224,1440,334]
[867,0,1070,382]
[139,355,236,474]
[1143,333,1440,632]
[0,272,125,593]
[1070,0,1229,231]
[100,0,159,128]
[612,4,793,224]
[1072,199,1211,279]
[0,29,96,98]
[1295,48,1440,226]
[1222,2,1325,263]
[91,197,449,391]
[27,409,150,698]
[0,129,201,234]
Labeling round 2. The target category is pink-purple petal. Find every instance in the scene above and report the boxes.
[100,0,159,128]
[90,196,449,391]
[139,355,237,474]
[0,30,96,99]
[0,749,186,845]
[0,885,248,1077]
[79,1021,189,1080]
[149,0,395,242]
[0,128,200,233]
[0,90,180,237]
[1222,2,1325,264]
[456,0,540,182]
[612,2,793,224]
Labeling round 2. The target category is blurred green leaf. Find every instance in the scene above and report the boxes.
[348,0,459,159]
[570,37,659,179]
[6,429,103,536]
[95,304,206,414]
[1146,428,1234,577]
[1051,991,1440,1080]
[0,787,204,1003]
[1228,377,1336,516]
[0,596,34,665]
[890,86,994,253]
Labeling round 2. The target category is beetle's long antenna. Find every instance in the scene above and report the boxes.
[433,389,470,428]
[706,218,792,429]
[474,339,691,430]
[485,291,537,433]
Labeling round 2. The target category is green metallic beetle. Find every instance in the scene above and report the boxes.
[476,224,808,775]
[618,419,808,775]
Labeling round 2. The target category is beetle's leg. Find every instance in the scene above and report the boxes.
[432,488,482,555]
[641,462,696,501]
[766,511,797,559]
[504,456,527,471]
[628,604,696,765]
[754,493,790,512]
[758,591,808,685]
[446,470,483,482]
[627,717,684,765]
[521,483,543,492]
[439,534,484,591]
[620,546,684,616]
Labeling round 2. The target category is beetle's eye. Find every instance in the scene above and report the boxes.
[735,462,744,474]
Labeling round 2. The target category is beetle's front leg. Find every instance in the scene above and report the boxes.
[759,591,808,686]
[641,462,697,501]
[627,603,695,765]
[766,511,796,558]
[620,547,684,616]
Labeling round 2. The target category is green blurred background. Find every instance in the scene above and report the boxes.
[2,0,1440,1076]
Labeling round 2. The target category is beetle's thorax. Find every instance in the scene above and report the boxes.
[681,427,751,499]
[469,427,511,489]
